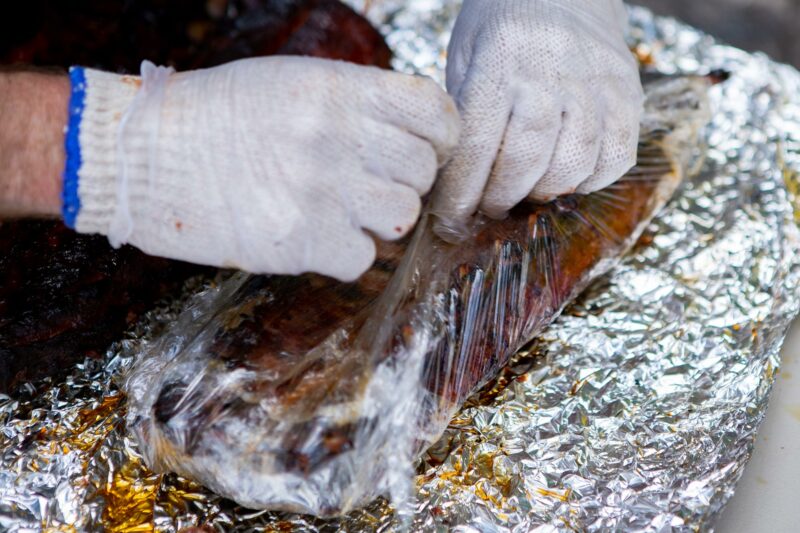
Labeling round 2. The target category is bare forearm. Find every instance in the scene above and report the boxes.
[0,69,69,218]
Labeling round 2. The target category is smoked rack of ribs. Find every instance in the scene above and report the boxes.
[0,0,391,392]
[126,76,713,515]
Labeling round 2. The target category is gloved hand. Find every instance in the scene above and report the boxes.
[64,57,460,281]
[433,0,643,232]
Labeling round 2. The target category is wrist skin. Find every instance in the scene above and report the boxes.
[0,69,69,219]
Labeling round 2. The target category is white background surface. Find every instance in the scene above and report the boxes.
[716,320,800,533]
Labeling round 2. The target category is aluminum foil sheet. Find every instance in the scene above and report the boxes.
[2,3,800,531]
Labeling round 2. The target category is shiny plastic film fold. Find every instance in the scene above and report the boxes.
[2,4,800,532]
[124,72,709,516]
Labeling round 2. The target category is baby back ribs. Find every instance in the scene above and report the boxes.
[126,77,712,515]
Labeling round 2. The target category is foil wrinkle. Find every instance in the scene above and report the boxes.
[2,2,800,531]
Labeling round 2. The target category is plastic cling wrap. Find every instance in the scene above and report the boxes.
[3,5,800,532]
[124,74,711,516]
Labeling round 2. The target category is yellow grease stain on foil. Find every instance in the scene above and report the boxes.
[61,393,218,533]
[425,448,518,512]
[778,140,800,224]
[535,487,572,502]
[73,395,160,532]
[99,452,215,532]
[765,361,776,383]
[100,456,161,533]
[68,394,123,449]
[42,393,162,532]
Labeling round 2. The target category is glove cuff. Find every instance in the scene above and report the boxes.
[63,67,140,234]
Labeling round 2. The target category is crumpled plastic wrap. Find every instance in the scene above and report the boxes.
[121,72,709,517]
[2,3,800,532]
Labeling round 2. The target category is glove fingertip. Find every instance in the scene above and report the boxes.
[334,231,377,283]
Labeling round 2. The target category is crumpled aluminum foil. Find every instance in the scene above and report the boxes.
[2,3,800,531]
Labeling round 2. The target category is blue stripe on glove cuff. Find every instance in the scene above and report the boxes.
[62,66,86,229]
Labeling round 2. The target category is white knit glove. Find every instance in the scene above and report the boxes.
[433,0,643,230]
[67,58,459,281]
